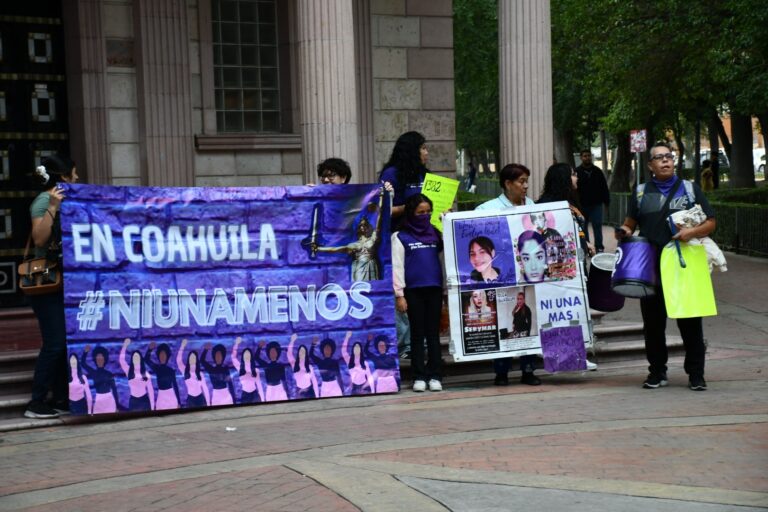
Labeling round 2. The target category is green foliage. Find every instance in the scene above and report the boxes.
[705,187,768,205]
[453,0,499,156]
[552,0,768,187]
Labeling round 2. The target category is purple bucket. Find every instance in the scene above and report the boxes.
[587,252,625,312]
[611,236,658,298]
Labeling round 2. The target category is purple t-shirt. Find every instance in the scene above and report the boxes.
[379,166,425,207]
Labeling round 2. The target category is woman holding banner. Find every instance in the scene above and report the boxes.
[24,155,79,419]
[475,163,540,387]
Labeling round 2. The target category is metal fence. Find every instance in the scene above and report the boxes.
[607,192,768,257]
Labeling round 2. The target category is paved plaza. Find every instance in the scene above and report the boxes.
[0,249,766,511]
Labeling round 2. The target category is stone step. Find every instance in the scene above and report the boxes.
[0,350,38,374]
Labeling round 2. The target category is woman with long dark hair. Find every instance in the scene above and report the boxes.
[379,131,429,225]
[24,154,79,419]
[538,163,595,259]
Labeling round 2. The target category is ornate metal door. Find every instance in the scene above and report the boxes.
[0,1,69,307]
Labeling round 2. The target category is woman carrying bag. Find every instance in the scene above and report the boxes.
[24,154,79,419]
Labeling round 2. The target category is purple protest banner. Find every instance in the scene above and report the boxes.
[60,183,398,415]
[540,325,587,373]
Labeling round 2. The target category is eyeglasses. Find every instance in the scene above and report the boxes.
[320,170,339,180]
[650,153,675,162]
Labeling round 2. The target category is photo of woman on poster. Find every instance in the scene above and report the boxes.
[512,292,532,337]
[529,212,566,267]
[496,287,538,340]
[467,236,501,283]
[516,230,548,283]
[465,290,495,324]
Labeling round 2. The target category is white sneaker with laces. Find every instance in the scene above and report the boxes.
[428,379,442,392]
[586,360,598,371]
[412,380,426,392]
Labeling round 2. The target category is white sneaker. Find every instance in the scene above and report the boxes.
[412,380,427,392]
[586,360,598,371]
[428,379,443,392]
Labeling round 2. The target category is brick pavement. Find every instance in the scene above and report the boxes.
[1,250,767,511]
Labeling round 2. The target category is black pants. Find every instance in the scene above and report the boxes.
[493,354,537,376]
[405,286,443,382]
[640,288,706,377]
[28,291,68,403]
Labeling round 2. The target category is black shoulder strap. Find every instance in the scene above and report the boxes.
[652,178,684,237]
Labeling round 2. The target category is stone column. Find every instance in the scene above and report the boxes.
[133,0,195,187]
[63,0,111,184]
[353,0,376,183]
[297,0,360,183]
[499,0,554,199]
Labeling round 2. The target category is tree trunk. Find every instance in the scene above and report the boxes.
[610,132,632,192]
[554,128,575,167]
[715,114,732,160]
[673,122,685,176]
[729,113,756,188]
[600,130,608,175]
[709,114,721,189]
[694,119,701,183]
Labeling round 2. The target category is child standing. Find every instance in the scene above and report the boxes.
[392,194,444,392]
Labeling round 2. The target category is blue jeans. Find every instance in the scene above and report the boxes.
[396,309,410,354]
[583,204,605,251]
[28,291,68,403]
[494,354,537,376]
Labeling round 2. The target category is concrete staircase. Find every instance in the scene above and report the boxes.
[398,310,682,384]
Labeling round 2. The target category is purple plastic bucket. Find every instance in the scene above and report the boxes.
[587,252,625,312]
[611,236,658,298]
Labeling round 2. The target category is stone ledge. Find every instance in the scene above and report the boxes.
[195,134,302,151]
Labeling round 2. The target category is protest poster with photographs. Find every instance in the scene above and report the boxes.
[444,202,592,369]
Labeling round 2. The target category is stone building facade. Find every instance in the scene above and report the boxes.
[71,0,457,188]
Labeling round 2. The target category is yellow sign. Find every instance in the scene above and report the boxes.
[421,172,460,231]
